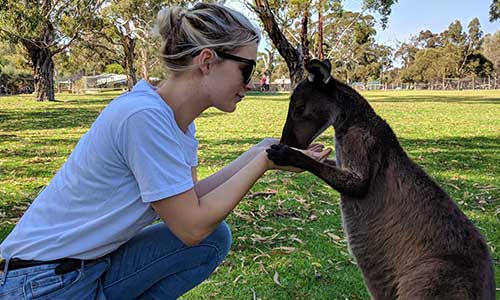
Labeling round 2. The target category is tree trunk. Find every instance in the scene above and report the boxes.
[122,35,137,91]
[253,0,304,87]
[317,7,324,60]
[301,10,311,62]
[23,41,55,101]
[140,44,150,82]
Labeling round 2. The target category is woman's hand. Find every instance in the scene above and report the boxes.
[299,144,332,162]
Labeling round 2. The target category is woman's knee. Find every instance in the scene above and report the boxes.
[203,221,232,264]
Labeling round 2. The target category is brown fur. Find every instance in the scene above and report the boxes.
[267,59,496,300]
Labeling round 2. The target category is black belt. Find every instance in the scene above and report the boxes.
[0,258,84,275]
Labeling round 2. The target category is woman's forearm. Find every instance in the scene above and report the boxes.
[193,145,262,198]
[196,151,269,233]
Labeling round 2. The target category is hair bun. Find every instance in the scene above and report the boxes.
[155,6,187,41]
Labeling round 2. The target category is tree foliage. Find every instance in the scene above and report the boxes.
[251,0,398,86]
[481,30,500,72]
[490,0,500,21]
[396,19,494,83]
[0,0,105,100]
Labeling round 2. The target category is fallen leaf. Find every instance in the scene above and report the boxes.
[258,261,268,274]
[272,246,296,254]
[253,253,270,261]
[308,214,318,221]
[273,271,282,286]
[290,236,304,244]
[326,232,342,241]
[233,274,243,284]
[248,190,277,199]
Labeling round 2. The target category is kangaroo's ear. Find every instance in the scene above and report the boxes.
[306,59,332,84]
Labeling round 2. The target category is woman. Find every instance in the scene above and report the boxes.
[0,3,330,299]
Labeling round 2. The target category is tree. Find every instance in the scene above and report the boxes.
[250,0,398,86]
[249,0,306,86]
[490,0,499,21]
[481,30,500,73]
[407,48,458,82]
[397,18,493,82]
[416,30,442,48]
[53,39,118,79]
[259,47,277,77]
[0,0,105,101]
[89,0,198,90]
[395,40,418,69]
[0,41,33,92]
[315,9,391,83]
[97,0,153,90]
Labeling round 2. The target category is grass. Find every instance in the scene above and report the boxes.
[0,89,499,299]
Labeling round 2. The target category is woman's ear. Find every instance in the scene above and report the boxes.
[194,48,216,75]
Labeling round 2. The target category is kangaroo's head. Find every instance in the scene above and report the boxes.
[280,59,342,149]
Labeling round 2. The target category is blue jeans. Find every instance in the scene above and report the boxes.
[0,221,232,300]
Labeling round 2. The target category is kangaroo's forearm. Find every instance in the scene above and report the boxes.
[295,157,369,197]
[323,158,337,167]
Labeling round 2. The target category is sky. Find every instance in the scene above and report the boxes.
[227,0,500,51]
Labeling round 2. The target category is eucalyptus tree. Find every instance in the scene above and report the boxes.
[490,0,499,21]
[248,0,398,86]
[0,41,32,90]
[481,30,500,73]
[398,19,493,82]
[0,0,106,101]
[90,0,199,90]
[96,0,161,90]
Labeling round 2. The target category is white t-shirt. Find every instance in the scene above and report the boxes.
[0,80,198,260]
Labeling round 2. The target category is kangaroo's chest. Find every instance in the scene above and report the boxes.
[335,135,398,297]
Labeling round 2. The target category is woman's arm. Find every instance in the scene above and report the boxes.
[151,150,271,246]
[193,139,277,198]
[151,142,331,246]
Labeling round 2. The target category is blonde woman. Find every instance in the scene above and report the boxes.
[0,3,330,299]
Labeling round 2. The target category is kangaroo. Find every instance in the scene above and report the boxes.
[266,59,496,300]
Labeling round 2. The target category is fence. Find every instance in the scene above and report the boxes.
[351,77,500,91]
[256,76,500,92]
[55,74,162,94]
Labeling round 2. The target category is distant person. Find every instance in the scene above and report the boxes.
[0,3,329,300]
[260,73,266,91]
[265,73,270,91]
[280,76,286,91]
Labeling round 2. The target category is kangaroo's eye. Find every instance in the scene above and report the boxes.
[295,105,306,115]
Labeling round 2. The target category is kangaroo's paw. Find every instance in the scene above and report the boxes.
[266,144,307,167]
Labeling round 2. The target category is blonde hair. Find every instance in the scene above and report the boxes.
[155,3,260,73]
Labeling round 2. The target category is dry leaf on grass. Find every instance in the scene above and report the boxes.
[273,271,282,286]
[258,261,269,274]
[247,190,277,199]
[233,274,243,284]
[326,232,342,241]
[253,253,270,261]
[272,246,297,254]
[252,288,257,300]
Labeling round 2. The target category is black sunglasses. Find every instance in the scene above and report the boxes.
[214,50,256,85]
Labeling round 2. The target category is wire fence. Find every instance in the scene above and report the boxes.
[350,77,500,91]
[260,76,500,92]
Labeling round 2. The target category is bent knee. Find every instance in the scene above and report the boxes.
[202,221,232,264]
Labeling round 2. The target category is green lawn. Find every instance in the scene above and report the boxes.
[0,90,499,299]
